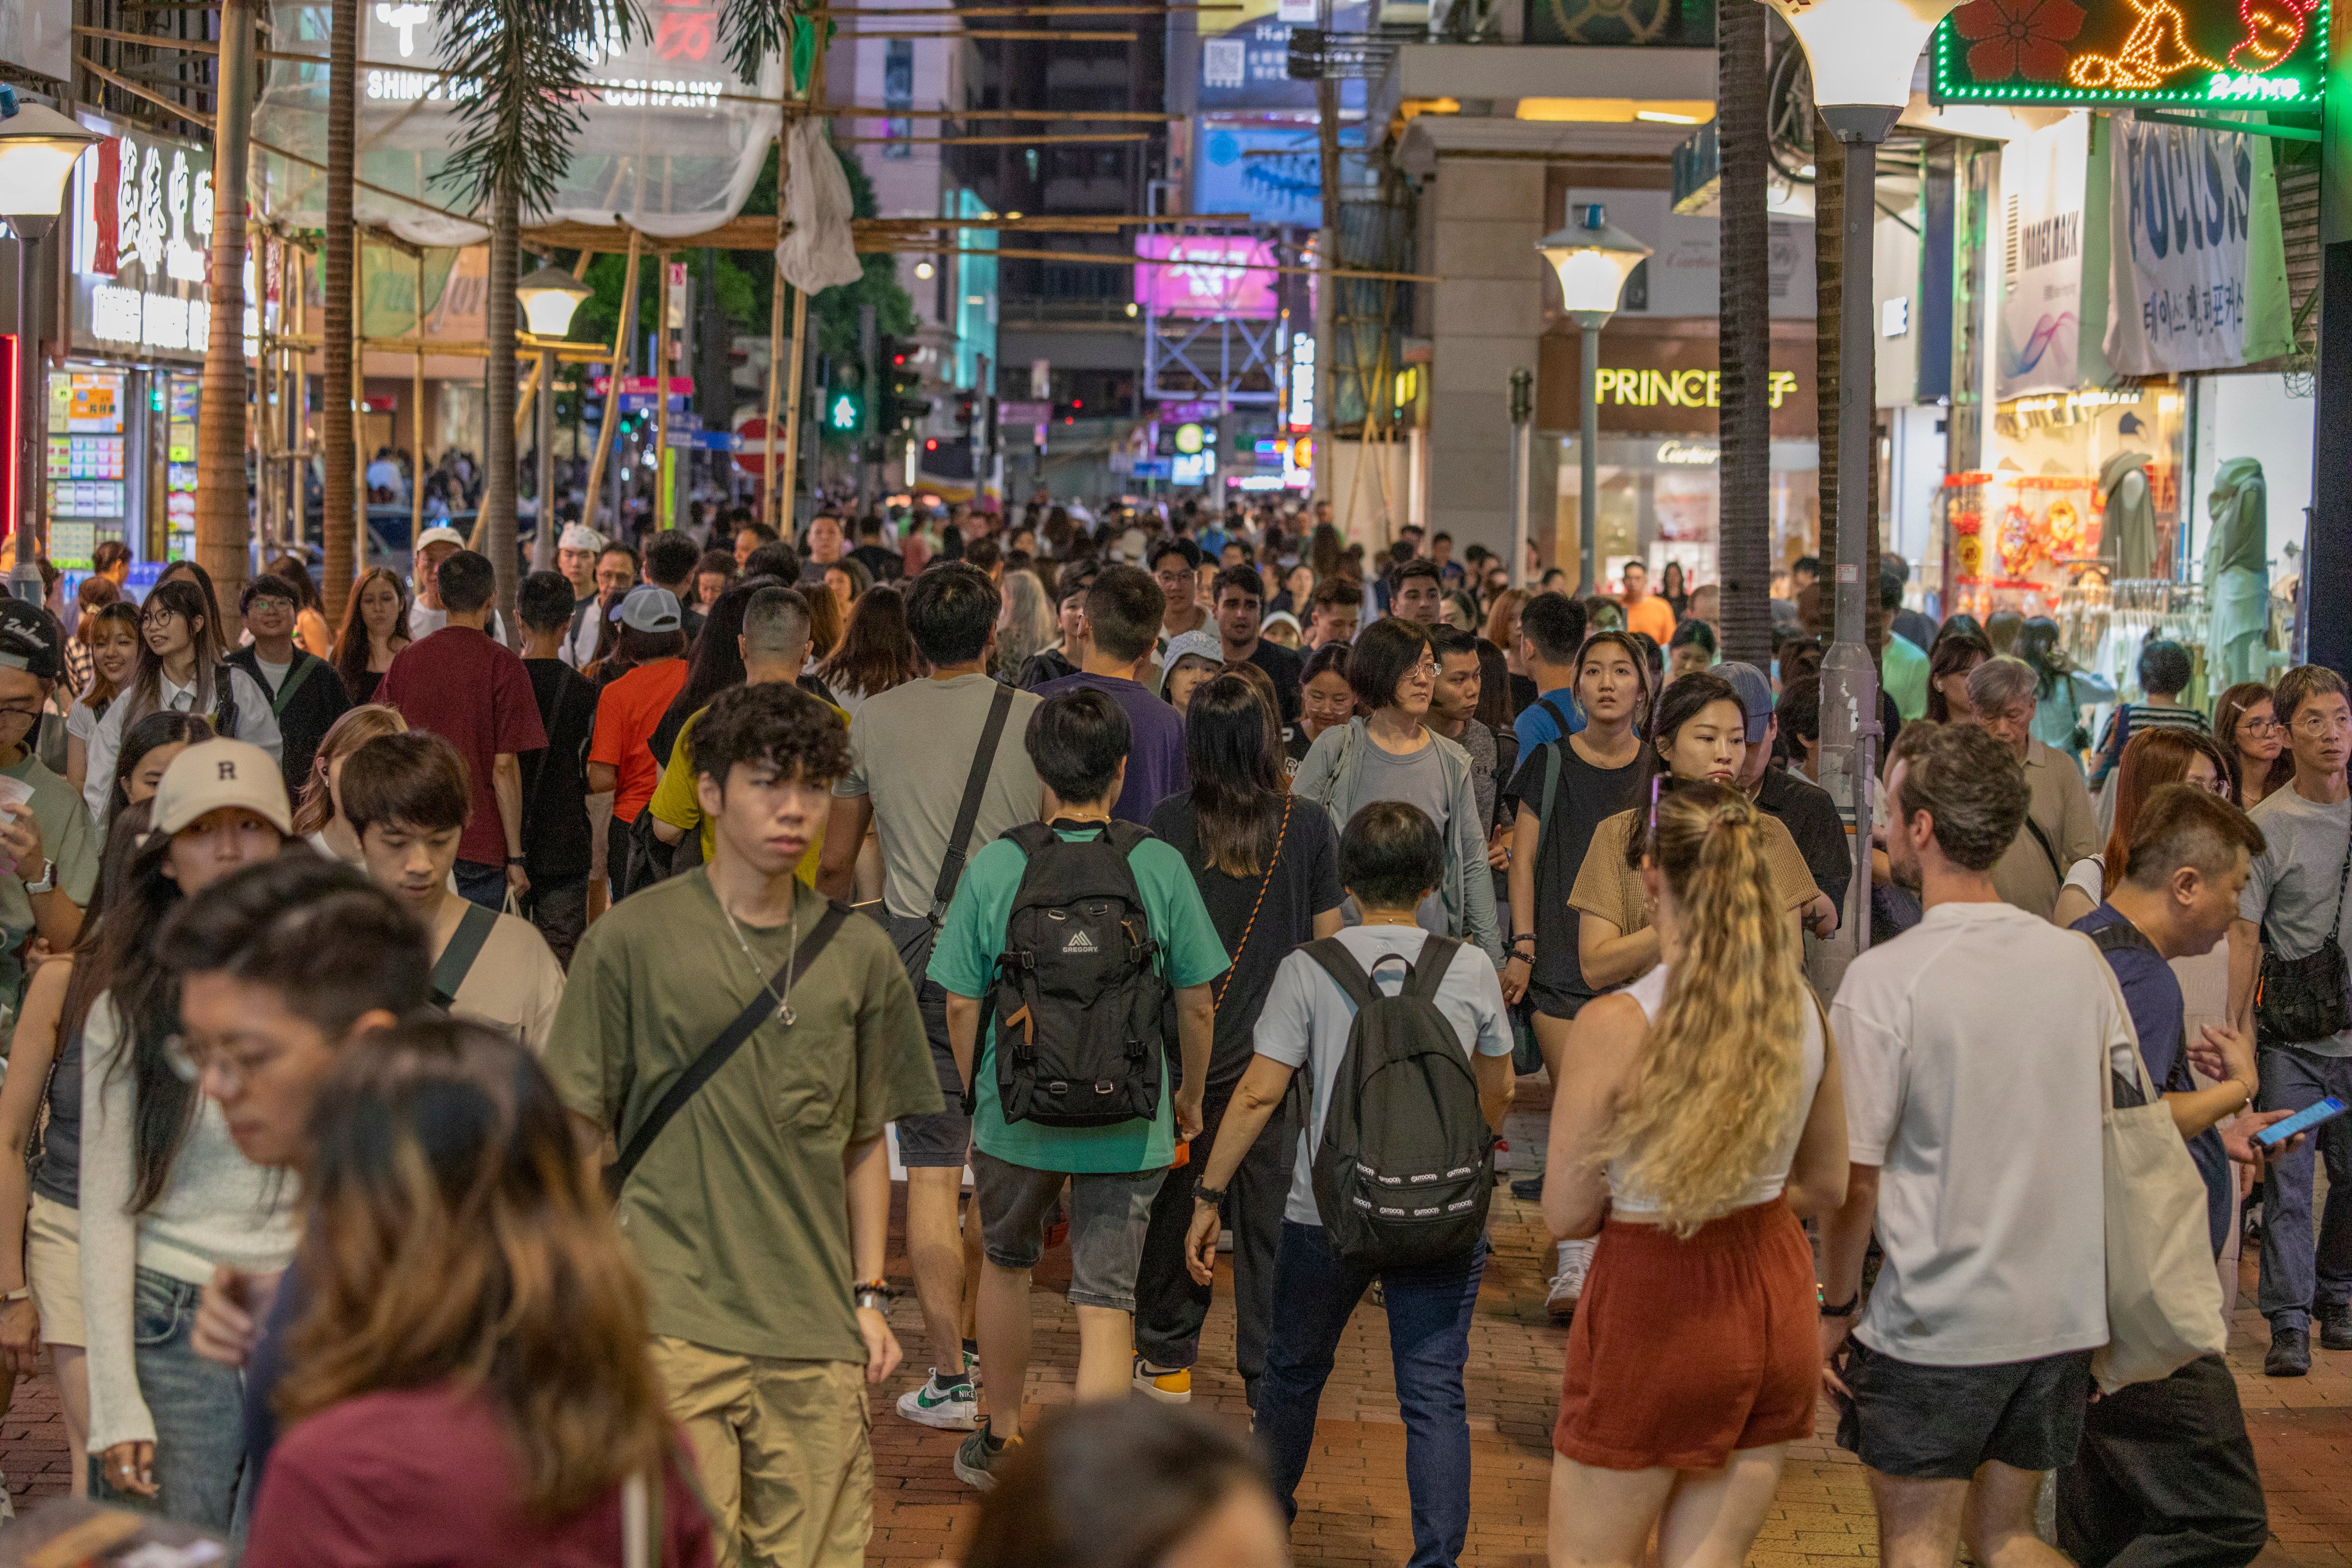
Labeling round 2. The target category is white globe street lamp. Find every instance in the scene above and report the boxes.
[1538,203,1651,594]
[1,87,102,604]
[1759,0,1964,963]
[515,262,593,570]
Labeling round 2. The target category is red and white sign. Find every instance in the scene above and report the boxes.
[734,416,781,477]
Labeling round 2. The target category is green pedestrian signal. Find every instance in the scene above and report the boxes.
[829,391,863,432]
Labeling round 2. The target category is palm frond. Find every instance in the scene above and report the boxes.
[717,0,797,88]
[433,0,642,217]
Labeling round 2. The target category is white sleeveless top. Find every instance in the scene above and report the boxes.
[1606,965,1826,1215]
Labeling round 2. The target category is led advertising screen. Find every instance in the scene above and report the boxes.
[1136,236,1283,319]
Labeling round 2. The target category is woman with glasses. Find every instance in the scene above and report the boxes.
[2054,728,2238,929]
[79,740,298,1532]
[79,580,280,822]
[1291,616,1503,962]
[2216,682,2293,810]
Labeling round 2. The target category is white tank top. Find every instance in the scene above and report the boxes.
[1605,965,1826,1216]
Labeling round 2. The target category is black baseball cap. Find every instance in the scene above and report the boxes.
[0,600,64,682]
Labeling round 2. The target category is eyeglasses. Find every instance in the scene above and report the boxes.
[0,705,43,729]
[2295,714,2352,737]
[2238,717,2283,736]
[140,610,181,629]
[164,1034,279,1093]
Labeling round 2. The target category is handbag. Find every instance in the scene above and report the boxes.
[2255,814,2352,1048]
[2086,938,2228,1392]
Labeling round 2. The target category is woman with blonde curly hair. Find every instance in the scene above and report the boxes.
[1543,781,1848,1568]
[242,1020,713,1566]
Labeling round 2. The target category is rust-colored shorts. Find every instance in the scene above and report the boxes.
[1554,1199,1818,1472]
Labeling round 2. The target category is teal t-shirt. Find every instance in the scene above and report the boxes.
[930,824,1230,1173]
[1882,631,1930,721]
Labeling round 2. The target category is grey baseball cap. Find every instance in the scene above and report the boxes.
[1715,661,1774,744]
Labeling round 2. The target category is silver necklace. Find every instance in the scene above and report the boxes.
[718,893,798,1026]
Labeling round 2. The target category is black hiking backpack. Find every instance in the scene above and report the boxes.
[1304,936,1493,1268]
[988,820,1171,1129]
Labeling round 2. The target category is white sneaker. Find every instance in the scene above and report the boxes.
[1546,1239,1595,1321]
[895,1368,980,1430]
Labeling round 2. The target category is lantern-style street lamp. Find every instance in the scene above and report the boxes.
[516,263,593,570]
[1538,203,1652,594]
[1760,0,1965,961]
[1,88,102,603]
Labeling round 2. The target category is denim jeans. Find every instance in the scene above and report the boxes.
[453,858,508,912]
[91,1268,252,1538]
[1255,1221,1485,1568]
[2254,1044,2352,1333]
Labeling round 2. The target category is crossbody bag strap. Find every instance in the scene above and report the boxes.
[526,677,585,836]
[1211,795,1291,1014]
[929,683,1018,928]
[1536,739,1565,839]
[2328,812,2352,946]
[267,653,322,717]
[1537,696,1575,739]
[2021,813,2065,882]
[429,901,501,1008]
[608,901,851,1195]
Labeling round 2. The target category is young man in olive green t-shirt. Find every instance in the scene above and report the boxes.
[930,688,1227,1489]
[546,682,940,1568]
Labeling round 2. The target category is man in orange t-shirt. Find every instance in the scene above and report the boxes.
[1619,559,1677,644]
[586,585,693,893]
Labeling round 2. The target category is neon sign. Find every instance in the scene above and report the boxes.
[1931,0,2328,106]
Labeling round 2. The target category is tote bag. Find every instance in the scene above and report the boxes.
[2090,949,2229,1392]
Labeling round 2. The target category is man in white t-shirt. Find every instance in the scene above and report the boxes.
[1820,721,2137,1568]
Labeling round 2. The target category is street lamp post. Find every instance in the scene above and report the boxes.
[1538,205,1651,596]
[1762,0,1963,963]
[516,263,593,573]
[0,88,101,605]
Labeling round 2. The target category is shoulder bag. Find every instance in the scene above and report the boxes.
[2255,812,2352,1048]
[603,899,850,1201]
[2085,933,2229,1391]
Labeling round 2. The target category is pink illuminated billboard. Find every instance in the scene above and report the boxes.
[1136,235,1281,319]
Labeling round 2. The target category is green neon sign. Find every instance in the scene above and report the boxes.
[1930,0,2327,107]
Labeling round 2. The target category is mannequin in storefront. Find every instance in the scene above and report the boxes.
[2099,449,2160,581]
[2205,457,2270,692]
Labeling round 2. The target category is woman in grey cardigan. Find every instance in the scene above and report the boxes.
[1289,617,1503,963]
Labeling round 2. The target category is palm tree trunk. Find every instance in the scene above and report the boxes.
[1716,2,1771,669]
[321,0,359,620]
[1813,128,1883,657]
[485,173,521,627]
[198,0,256,607]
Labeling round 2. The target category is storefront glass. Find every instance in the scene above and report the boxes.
[1555,435,1821,586]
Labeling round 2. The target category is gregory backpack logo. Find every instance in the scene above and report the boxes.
[1061,929,1099,955]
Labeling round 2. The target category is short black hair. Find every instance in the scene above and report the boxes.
[1084,565,1165,665]
[436,550,496,613]
[240,574,300,615]
[905,562,1001,666]
[646,533,701,590]
[744,541,801,584]
[1340,800,1444,909]
[964,536,1003,575]
[1519,591,1586,664]
[1775,671,1822,748]
[1389,557,1442,593]
[2137,638,2192,698]
[1149,537,1204,573]
[515,570,576,634]
[342,731,472,835]
[692,679,851,790]
[1879,561,1909,611]
[2123,783,2266,890]
[597,542,640,570]
[1427,623,1478,662]
[736,520,780,544]
[1668,617,1716,656]
[1027,688,1129,804]
[155,856,433,1038]
[1621,558,1650,578]
[1210,565,1262,607]
[1348,616,1433,710]
[1793,555,1822,578]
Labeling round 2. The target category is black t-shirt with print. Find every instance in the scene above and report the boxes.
[1147,790,1345,1088]
[1506,738,1652,1015]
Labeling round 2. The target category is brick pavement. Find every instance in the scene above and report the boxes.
[2,1093,2347,1565]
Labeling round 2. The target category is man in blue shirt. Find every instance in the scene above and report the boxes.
[1037,566,1190,825]
[2061,783,2294,1568]
[1510,590,1589,754]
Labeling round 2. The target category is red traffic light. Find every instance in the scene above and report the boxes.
[925,438,939,450]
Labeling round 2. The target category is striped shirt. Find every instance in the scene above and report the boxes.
[2090,702,2209,789]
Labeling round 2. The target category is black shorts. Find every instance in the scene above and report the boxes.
[1836,1339,2094,1480]
[1526,982,1592,1024]
[887,910,973,1169]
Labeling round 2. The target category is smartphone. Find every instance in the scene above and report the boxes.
[2256,1096,2350,1150]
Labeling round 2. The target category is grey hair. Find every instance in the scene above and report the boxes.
[741,586,812,662]
[1966,654,2038,715]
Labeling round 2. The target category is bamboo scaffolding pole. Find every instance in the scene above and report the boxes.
[763,260,786,517]
[579,231,643,537]
[654,251,672,531]
[412,252,426,542]
[775,47,824,537]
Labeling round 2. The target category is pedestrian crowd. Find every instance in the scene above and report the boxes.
[0,492,2326,1568]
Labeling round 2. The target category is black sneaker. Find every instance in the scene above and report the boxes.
[2267,1323,2312,1377]
[953,1422,1020,1490]
[1509,1175,1544,1202]
[2320,1304,2352,1351]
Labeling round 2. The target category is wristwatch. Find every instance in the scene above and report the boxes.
[1,1287,30,1304]
[854,1279,894,1312]
[505,856,527,867]
[22,859,53,896]
[1194,1183,1228,1207]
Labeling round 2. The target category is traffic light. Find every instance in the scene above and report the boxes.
[879,337,930,432]
[823,358,866,435]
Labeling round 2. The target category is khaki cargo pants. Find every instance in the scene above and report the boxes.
[650,1337,874,1568]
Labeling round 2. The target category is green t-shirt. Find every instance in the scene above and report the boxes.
[929,824,1229,1174]
[1882,630,1930,721]
[0,752,99,1050]
[544,872,941,1362]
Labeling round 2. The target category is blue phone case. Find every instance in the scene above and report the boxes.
[2257,1096,2349,1149]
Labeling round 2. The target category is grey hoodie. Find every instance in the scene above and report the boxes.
[1289,716,1503,964]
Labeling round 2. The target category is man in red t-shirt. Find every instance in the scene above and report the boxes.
[379,549,547,909]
